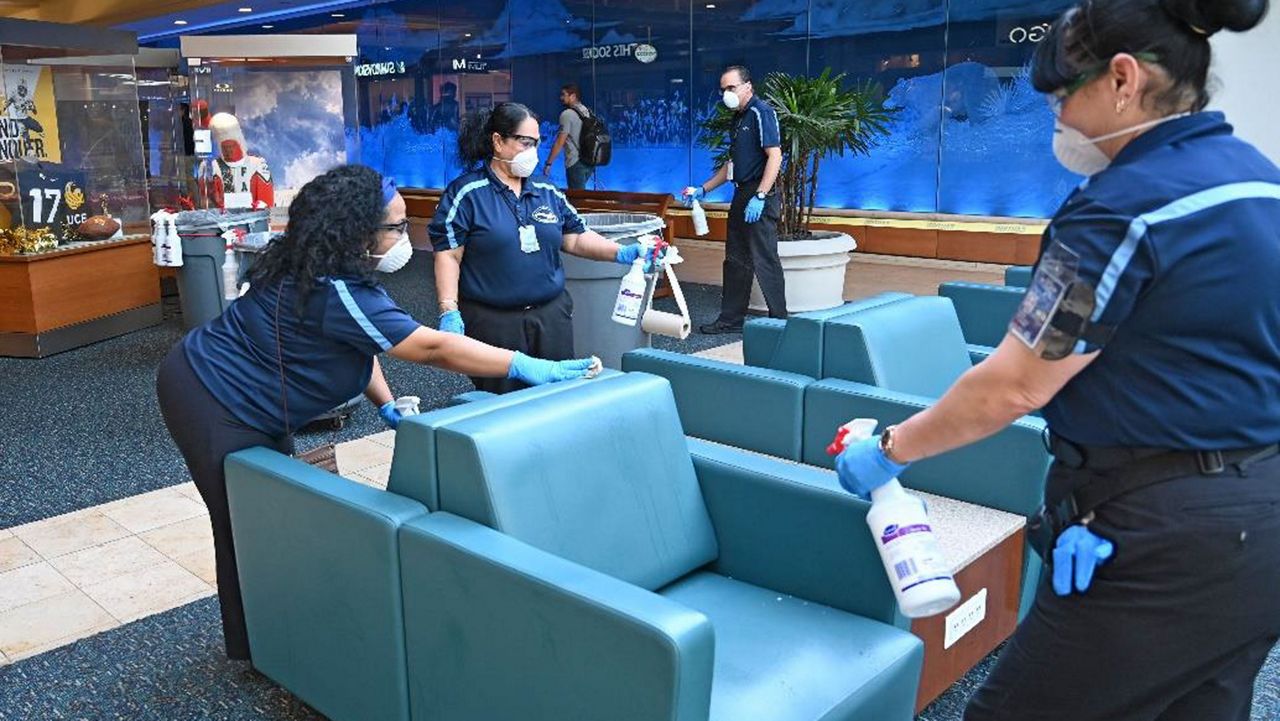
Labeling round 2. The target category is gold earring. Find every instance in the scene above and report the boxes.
[1116,99,1127,114]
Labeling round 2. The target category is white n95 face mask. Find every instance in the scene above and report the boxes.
[722,90,741,110]
[373,232,412,273]
[1053,114,1189,176]
[502,147,540,178]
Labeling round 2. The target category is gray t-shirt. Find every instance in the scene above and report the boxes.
[558,104,590,167]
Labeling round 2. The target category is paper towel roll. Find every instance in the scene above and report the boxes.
[642,309,690,339]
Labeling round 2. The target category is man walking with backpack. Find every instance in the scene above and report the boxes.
[545,84,609,189]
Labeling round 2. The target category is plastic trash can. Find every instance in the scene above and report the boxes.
[173,209,269,328]
[563,212,666,369]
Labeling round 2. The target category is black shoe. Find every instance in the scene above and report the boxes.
[700,320,744,335]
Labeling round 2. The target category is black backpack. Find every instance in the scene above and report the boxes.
[573,107,612,167]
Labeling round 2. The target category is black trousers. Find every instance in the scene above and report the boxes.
[719,184,786,325]
[155,344,292,661]
[965,454,1280,721]
[460,290,575,394]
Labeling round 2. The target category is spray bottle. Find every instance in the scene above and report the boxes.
[684,187,710,236]
[828,419,961,618]
[222,245,240,301]
[612,257,647,326]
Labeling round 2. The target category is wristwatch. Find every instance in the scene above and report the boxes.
[879,424,904,463]
[755,191,767,200]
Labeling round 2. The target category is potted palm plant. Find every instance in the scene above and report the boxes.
[700,69,895,311]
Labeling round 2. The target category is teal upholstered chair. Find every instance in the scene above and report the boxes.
[742,292,911,378]
[223,376,622,721]
[1005,265,1033,287]
[398,373,924,721]
[937,281,1025,359]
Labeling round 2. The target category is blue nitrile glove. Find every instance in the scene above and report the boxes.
[681,186,705,205]
[508,351,595,385]
[745,195,766,223]
[378,400,402,429]
[438,310,465,334]
[834,436,911,500]
[615,243,667,273]
[1052,524,1114,596]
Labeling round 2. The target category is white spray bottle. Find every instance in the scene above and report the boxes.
[222,246,240,301]
[684,187,710,236]
[829,419,961,618]
[612,256,647,326]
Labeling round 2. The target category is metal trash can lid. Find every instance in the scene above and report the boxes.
[580,212,665,241]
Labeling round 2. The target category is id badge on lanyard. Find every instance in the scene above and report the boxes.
[1010,241,1080,351]
[519,224,540,253]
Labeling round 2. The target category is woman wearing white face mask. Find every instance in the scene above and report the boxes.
[156,165,596,662]
[431,102,651,393]
[830,1,1280,719]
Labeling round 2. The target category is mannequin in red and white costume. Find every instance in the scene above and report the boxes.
[199,112,273,210]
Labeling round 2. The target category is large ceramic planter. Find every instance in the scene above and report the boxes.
[750,231,857,313]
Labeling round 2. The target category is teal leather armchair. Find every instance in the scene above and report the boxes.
[1005,265,1033,287]
[399,373,924,721]
[937,281,1025,353]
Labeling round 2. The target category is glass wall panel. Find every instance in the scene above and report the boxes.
[588,1,692,194]
[691,0,807,204]
[807,2,949,212]
[937,1,1078,218]
[188,0,1084,220]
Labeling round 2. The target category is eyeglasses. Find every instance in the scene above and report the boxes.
[378,219,409,234]
[720,82,749,93]
[1049,51,1161,116]
[506,134,541,149]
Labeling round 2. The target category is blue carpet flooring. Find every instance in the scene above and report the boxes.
[0,596,1276,721]
[2,251,1277,720]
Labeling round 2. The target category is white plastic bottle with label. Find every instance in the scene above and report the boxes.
[222,248,240,301]
[611,258,647,326]
[690,199,710,236]
[837,419,961,618]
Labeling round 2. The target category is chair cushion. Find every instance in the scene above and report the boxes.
[435,373,718,591]
[822,296,972,397]
[661,572,923,721]
[387,374,622,510]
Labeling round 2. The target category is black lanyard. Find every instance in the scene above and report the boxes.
[494,181,529,227]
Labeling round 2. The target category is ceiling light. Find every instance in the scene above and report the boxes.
[706,3,716,7]
[331,12,344,17]
[261,24,274,29]
[238,7,252,12]
[174,19,188,25]
[464,33,471,37]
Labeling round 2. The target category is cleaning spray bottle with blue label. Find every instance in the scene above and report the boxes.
[829,419,961,618]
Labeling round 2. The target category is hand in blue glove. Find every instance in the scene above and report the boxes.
[438,310,465,335]
[378,400,402,429]
[508,351,596,385]
[615,243,666,273]
[1052,524,1114,596]
[681,187,705,206]
[745,195,766,224]
[834,436,910,500]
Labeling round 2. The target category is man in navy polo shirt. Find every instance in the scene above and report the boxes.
[683,64,786,334]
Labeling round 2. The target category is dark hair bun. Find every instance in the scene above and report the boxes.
[1161,0,1269,35]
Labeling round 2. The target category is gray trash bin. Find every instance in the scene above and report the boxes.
[564,212,666,369]
[173,210,270,328]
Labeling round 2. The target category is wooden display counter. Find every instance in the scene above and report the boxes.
[0,236,161,358]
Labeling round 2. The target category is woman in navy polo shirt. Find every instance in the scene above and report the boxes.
[835,1,1280,718]
[156,164,594,662]
[431,102,654,393]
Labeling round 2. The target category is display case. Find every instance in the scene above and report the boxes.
[0,19,160,358]
[180,35,360,224]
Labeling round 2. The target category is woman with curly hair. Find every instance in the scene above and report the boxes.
[156,164,594,662]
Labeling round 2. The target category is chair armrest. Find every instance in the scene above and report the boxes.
[449,390,497,406]
[968,343,996,366]
[939,282,1024,348]
[398,513,714,721]
[688,439,902,627]
[623,348,812,460]
[742,318,787,368]
[803,379,1050,517]
[224,447,428,721]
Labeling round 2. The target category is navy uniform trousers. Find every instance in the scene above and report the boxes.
[966,454,1280,720]
[718,184,787,325]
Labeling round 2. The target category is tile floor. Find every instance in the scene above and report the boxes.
[0,251,1008,666]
